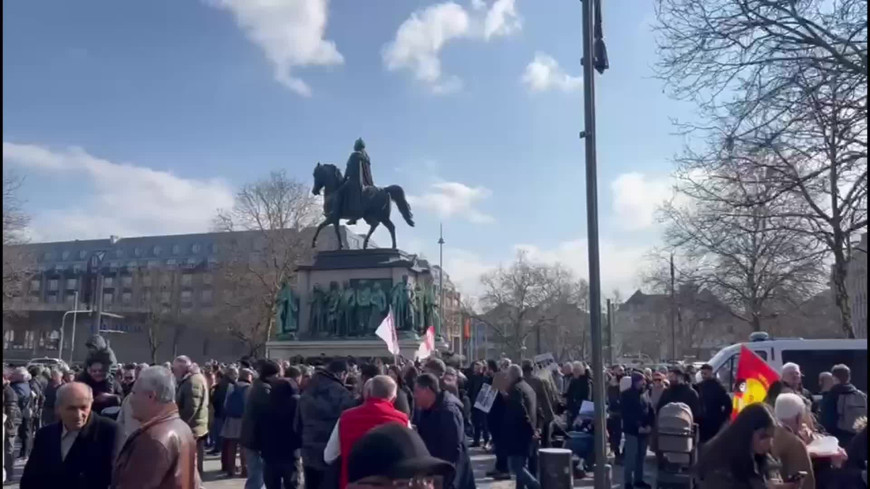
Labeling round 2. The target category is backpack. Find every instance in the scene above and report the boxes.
[225,383,249,419]
[837,390,868,434]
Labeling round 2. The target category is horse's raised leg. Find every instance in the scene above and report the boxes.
[383,219,397,249]
[333,221,343,250]
[363,222,380,249]
[312,220,332,248]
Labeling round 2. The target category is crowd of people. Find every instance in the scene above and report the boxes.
[2,345,867,489]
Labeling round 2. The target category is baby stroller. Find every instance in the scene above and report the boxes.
[655,402,698,489]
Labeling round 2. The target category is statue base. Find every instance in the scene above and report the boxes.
[265,337,437,360]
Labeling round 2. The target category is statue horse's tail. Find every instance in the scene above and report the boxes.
[386,185,415,227]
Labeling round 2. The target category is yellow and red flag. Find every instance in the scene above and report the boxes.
[732,345,780,420]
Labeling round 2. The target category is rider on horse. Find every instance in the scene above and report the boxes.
[342,138,374,224]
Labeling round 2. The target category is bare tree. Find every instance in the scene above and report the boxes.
[135,267,184,364]
[3,173,34,308]
[654,0,868,337]
[212,171,320,356]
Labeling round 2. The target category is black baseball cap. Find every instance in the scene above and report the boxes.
[347,424,454,483]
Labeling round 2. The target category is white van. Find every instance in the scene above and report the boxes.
[704,334,867,394]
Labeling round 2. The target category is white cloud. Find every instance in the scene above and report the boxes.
[483,0,521,39]
[207,0,343,96]
[383,0,522,93]
[408,182,494,223]
[3,142,235,241]
[610,172,673,231]
[521,52,582,92]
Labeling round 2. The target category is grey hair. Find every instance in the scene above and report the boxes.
[507,364,523,381]
[774,393,807,422]
[12,367,31,382]
[174,355,192,367]
[239,368,254,381]
[367,375,397,400]
[56,382,94,407]
[136,366,176,403]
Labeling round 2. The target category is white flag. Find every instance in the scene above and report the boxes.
[415,326,436,360]
[375,307,400,356]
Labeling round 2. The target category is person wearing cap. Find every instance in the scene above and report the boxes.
[324,375,410,489]
[621,372,654,489]
[696,364,732,444]
[655,365,700,420]
[345,423,454,489]
[413,374,475,489]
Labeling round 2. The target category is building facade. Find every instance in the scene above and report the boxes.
[3,227,360,364]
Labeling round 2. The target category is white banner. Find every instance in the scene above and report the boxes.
[473,383,497,413]
[415,326,436,360]
[375,307,400,356]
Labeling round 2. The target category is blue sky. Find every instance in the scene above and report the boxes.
[2,0,695,298]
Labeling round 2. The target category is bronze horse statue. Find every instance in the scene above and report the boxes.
[311,162,414,249]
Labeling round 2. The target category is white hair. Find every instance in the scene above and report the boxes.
[507,364,523,381]
[781,362,801,376]
[774,393,807,422]
[12,367,31,382]
[136,366,176,403]
[367,375,397,400]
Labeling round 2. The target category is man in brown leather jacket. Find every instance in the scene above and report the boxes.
[113,366,200,489]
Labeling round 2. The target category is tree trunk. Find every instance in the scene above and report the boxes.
[831,246,855,338]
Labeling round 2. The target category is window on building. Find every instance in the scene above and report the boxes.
[172,244,181,255]
[109,261,120,270]
[115,249,124,258]
[48,279,59,291]
[153,245,162,256]
[103,276,115,288]
[3,329,13,350]
[47,293,58,304]
[24,330,35,350]
[47,330,60,350]
[160,290,171,303]
[73,264,83,273]
[147,260,159,268]
[121,275,133,288]
[135,247,144,257]
[181,273,193,287]
[121,291,133,304]
[43,251,54,261]
[61,250,71,260]
[160,274,171,287]
[142,290,153,303]
[201,289,213,303]
[79,250,88,259]
[202,273,213,285]
[142,275,152,287]
[66,278,77,290]
[127,261,137,269]
[210,243,218,254]
[103,291,114,305]
[191,243,202,253]
[30,279,40,291]
[181,290,193,302]
[186,258,197,266]
[166,259,177,267]
[65,292,76,304]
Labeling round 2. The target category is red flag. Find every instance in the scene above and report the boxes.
[463,318,471,339]
[731,345,780,420]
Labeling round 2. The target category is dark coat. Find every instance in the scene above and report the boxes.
[415,391,475,489]
[503,379,537,456]
[620,387,654,436]
[524,374,555,426]
[41,382,62,427]
[75,372,123,414]
[20,414,119,489]
[3,384,22,433]
[341,150,374,218]
[656,382,702,420]
[393,385,413,417]
[820,383,865,447]
[566,375,591,413]
[261,378,302,463]
[298,369,356,470]
[11,381,33,419]
[211,378,233,420]
[697,379,733,443]
[240,378,272,450]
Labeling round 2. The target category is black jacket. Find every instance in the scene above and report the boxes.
[503,379,537,456]
[621,387,654,436]
[74,372,123,414]
[566,375,592,412]
[261,378,302,463]
[212,378,233,419]
[607,383,622,416]
[298,369,356,470]
[20,414,119,489]
[3,384,21,432]
[820,383,865,446]
[696,379,733,442]
[241,378,272,450]
[656,383,702,420]
[415,391,475,489]
[468,373,486,406]
[393,385,413,417]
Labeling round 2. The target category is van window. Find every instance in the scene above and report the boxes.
[781,349,868,394]
[716,354,737,392]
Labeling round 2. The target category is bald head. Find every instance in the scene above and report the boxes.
[56,382,94,431]
[365,375,398,401]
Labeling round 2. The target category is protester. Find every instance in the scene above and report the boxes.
[76,354,124,415]
[656,366,701,419]
[262,369,303,489]
[345,423,454,489]
[241,359,281,489]
[10,367,34,459]
[819,372,834,394]
[208,368,230,457]
[696,364,733,444]
[26,367,45,435]
[113,366,200,489]
[606,372,626,463]
[649,372,667,411]
[621,372,654,489]
[172,355,210,476]
[485,360,510,480]
[325,375,409,489]
[501,365,539,489]
[300,359,356,489]
[20,382,118,489]
[3,374,21,482]
[820,364,867,448]
[222,367,250,478]
[773,393,817,489]
[468,362,490,448]
[559,363,573,396]
[40,368,63,427]
[695,403,786,489]
[119,365,136,398]
[414,373,476,489]
[566,362,591,428]
[386,365,414,416]
[521,360,555,449]
[357,363,382,402]
[781,363,813,408]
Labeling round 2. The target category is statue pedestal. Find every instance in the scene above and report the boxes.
[269,248,448,360]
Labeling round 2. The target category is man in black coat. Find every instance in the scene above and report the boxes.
[696,364,732,444]
[655,366,701,420]
[502,365,540,489]
[414,373,476,489]
[20,382,119,489]
[262,376,303,489]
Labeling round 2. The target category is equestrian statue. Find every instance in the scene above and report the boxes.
[311,138,414,249]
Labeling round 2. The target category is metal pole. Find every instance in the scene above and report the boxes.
[70,291,78,363]
[93,274,104,333]
[581,0,608,485]
[438,224,445,342]
[670,253,676,361]
[606,299,613,366]
[59,312,67,362]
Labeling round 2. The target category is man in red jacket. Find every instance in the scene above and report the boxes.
[324,375,409,489]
